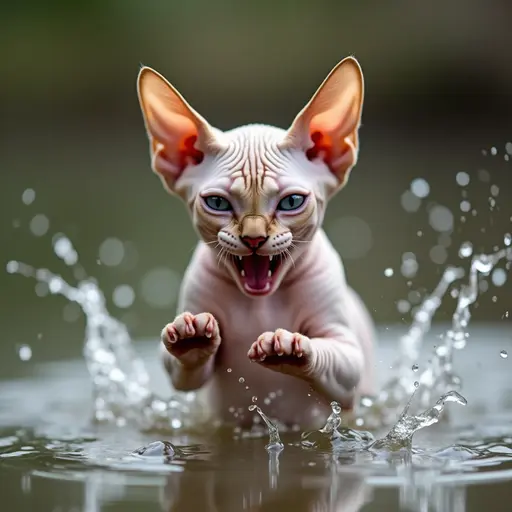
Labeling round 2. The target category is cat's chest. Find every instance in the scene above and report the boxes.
[216,291,301,347]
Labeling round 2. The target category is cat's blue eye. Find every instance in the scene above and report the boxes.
[277,194,306,211]
[204,195,232,212]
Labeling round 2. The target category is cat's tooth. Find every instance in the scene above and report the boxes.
[268,270,272,277]
[237,256,242,260]
[269,255,273,261]
[241,270,245,277]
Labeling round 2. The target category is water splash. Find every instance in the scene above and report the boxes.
[356,240,512,426]
[248,405,284,452]
[6,173,512,440]
[301,401,373,451]
[370,389,467,452]
[376,266,464,415]
[415,244,512,409]
[6,239,202,433]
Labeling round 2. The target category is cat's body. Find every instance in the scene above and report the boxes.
[171,229,375,427]
[137,57,377,428]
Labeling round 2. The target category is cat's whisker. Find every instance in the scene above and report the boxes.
[282,248,296,268]
[291,238,312,244]
[215,247,226,268]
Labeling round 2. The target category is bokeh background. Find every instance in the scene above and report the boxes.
[1,0,511,371]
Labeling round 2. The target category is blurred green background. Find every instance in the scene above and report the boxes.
[1,0,511,370]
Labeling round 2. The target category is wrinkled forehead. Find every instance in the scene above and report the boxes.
[205,126,312,210]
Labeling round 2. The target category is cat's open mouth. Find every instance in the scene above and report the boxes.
[233,254,283,294]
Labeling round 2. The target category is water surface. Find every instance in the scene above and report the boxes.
[1,324,511,511]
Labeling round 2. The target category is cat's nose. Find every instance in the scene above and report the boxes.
[241,236,268,250]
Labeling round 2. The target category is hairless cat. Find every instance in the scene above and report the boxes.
[137,57,376,428]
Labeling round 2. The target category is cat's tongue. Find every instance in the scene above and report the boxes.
[242,254,270,290]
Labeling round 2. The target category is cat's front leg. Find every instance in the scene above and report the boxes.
[247,328,363,408]
[161,312,221,391]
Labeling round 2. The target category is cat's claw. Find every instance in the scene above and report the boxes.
[247,329,312,373]
[162,312,221,368]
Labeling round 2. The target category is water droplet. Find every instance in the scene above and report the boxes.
[360,396,374,408]
[428,205,454,233]
[140,267,180,309]
[438,233,452,248]
[112,285,135,308]
[455,171,470,187]
[410,178,430,198]
[401,190,421,212]
[429,245,448,265]
[18,345,32,361]
[500,350,508,359]
[6,261,19,274]
[491,268,507,287]
[401,259,419,278]
[460,200,471,213]
[21,188,36,205]
[248,404,257,411]
[504,233,511,247]
[490,146,498,156]
[397,299,411,314]
[238,377,245,383]
[412,364,419,372]
[479,280,489,293]
[417,230,423,237]
[414,381,419,388]
[330,401,342,414]
[492,296,498,303]
[227,368,232,373]
[458,241,473,259]
[98,238,125,267]
[490,184,500,197]
[29,214,50,237]
[384,267,394,277]
[251,395,257,402]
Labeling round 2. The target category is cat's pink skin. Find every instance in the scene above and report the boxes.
[138,56,377,428]
[161,231,375,427]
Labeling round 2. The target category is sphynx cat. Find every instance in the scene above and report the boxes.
[136,56,376,428]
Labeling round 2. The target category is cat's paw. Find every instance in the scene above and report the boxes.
[161,312,221,368]
[247,329,312,377]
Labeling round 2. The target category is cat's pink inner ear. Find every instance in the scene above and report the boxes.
[283,57,364,185]
[137,68,210,184]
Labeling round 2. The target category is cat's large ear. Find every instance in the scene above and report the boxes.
[280,57,364,189]
[137,67,224,192]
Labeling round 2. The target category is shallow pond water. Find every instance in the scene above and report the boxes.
[1,324,511,511]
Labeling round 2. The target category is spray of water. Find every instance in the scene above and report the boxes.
[369,389,467,452]
[6,240,204,432]
[6,157,512,444]
[300,401,374,451]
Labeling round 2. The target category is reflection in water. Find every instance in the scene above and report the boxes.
[75,455,474,512]
[157,453,371,512]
